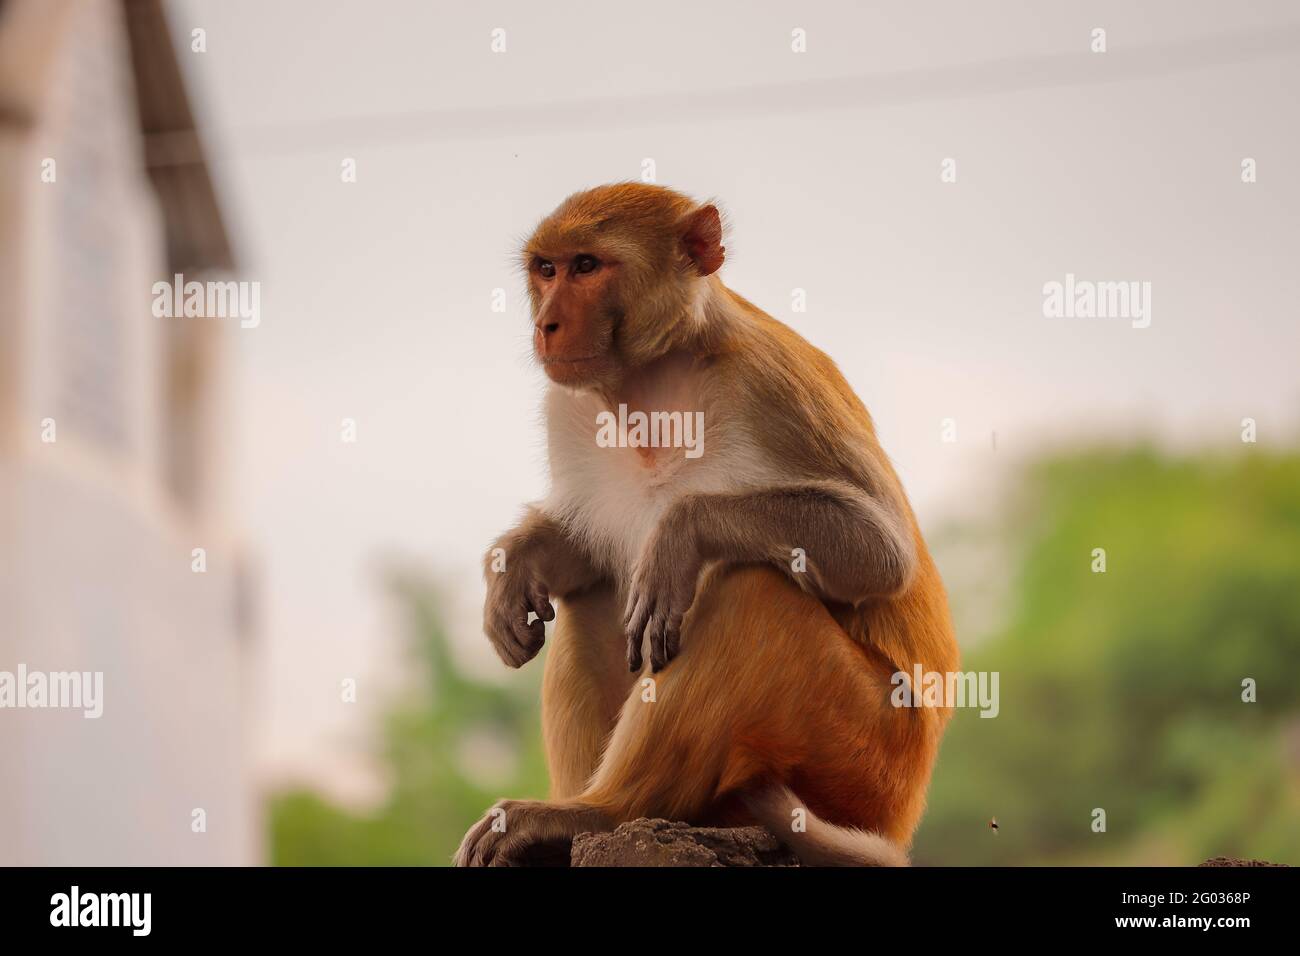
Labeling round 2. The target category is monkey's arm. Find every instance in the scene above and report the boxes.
[687,481,916,602]
[623,480,916,672]
[484,507,604,668]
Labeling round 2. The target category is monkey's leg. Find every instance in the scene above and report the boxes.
[456,566,938,866]
[541,585,638,800]
[580,565,933,836]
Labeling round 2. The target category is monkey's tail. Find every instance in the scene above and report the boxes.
[743,784,909,867]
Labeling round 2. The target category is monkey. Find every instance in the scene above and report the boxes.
[456,183,958,867]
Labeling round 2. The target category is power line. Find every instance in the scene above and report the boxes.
[182,25,1300,161]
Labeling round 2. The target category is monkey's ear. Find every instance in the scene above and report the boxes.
[681,204,725,276]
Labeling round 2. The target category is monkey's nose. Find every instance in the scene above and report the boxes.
[533,320,557,356]
[534,318,561,355]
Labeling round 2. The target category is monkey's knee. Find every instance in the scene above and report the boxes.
[677,564,847,668]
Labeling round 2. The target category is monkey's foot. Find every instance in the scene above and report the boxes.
[453,799,610,867]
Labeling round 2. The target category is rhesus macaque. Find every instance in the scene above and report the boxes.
[456,183,958,867]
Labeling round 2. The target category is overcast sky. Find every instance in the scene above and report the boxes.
[167,0,1300,801]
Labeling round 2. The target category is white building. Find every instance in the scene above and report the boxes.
[0,0,256,864]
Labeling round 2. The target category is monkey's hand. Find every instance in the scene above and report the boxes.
[623,516,703,673]
[483,559,555,668]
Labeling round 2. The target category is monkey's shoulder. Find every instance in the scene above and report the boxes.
[705,316,880,477]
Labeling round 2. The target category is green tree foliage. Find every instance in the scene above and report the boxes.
[915,446,1300,865]
[271,572,549,865]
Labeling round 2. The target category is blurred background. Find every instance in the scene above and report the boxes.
[0,0,1297,865]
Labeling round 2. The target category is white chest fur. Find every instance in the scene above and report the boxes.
[541,375,780,579]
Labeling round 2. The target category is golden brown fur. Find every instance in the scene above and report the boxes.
[457,183,958,867]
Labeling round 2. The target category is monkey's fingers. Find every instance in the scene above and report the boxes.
[652,611,686,673]
[526,582,555,622]
[647,608,675,672]
[621,591,640,630]
[624,595,653,672]
[485,610,528,667]
[488,606,540,668]
[510,616,546,665]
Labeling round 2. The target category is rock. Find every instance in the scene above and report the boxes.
[571,818,799,867]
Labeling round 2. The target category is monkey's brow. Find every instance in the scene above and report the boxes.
[525,250,564,263]
[526,246,594,262]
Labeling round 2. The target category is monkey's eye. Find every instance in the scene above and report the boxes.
[573,254,600,275]
[537,259,556,278]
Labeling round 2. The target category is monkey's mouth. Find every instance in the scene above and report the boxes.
[541,354,602,366]
[540,353,603,372]
[540,353,607,385]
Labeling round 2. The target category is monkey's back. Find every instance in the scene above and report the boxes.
[715,289,960,685]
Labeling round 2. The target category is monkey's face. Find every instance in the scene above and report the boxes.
[526,251,625,388]
[522,184,727,390]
